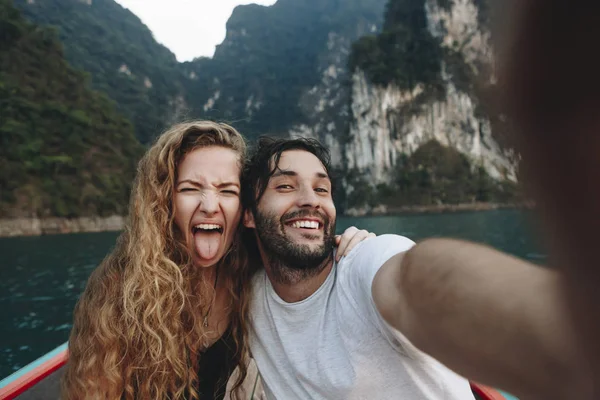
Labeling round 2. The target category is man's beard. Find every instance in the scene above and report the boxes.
[254,208,335,285]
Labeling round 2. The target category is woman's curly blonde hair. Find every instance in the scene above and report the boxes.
[62,121,254,399]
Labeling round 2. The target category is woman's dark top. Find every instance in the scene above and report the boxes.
[197,327,237,400]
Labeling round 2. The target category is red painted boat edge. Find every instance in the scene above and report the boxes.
[0,347,68,400]
[0,344,507,400]
[471,381,508,400]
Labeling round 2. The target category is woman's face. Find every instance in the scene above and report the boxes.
[173,146,242,268]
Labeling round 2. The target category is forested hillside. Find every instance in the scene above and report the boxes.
[13,0,184,143]
[0,0,143,218]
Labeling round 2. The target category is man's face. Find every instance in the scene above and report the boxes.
[244,150,336,269]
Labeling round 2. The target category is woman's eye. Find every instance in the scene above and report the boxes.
[276,184,293,190]
[179,187,196,192]
[222,190,239,195]
[315,187,329,193]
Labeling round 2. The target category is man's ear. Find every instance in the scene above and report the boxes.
[243,209,256,228]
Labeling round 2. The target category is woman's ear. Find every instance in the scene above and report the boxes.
[243,209,256,228]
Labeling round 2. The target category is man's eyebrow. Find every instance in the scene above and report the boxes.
[271,169,297,178]
[271,169,330,180]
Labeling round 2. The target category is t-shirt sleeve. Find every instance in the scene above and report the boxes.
[338,234,419,355]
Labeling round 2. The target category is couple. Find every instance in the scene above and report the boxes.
[61,120,474,399]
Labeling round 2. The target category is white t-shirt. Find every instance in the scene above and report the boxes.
[248,234,475,400]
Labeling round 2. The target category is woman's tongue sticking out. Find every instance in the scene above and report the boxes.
[194,228,222,260]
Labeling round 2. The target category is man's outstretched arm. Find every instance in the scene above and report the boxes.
[372,238,591,400]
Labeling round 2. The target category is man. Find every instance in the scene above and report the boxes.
[241,137,475,399]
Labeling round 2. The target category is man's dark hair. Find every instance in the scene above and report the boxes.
[242,136,333,214]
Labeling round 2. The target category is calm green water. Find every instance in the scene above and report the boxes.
[0,209,546,379]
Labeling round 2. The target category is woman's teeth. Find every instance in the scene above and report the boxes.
[193,224,223,233]
[291,220,320,229]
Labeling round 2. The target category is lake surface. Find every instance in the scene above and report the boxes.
[0,209,547,379]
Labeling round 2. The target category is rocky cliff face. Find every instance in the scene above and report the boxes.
[344,0,516,184]
[181,0,388,143]
[288,25,379,167]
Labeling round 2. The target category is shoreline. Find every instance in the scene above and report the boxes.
[0,202,531,238]
[344,201,532,217]
[0,215,124,238]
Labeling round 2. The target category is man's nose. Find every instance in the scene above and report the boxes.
[199,192,219,215]
[296,185,319,208]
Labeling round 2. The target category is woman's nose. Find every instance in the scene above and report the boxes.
[199,192,219,215]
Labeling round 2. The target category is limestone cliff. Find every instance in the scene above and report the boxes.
[182,0,388,143]
[344,0,516,186]
[343,0,516,186]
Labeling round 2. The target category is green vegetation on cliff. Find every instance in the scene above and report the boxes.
[349,0,443,96]
[348,0,497,112]
[0,0,143,218]
[345,140,519,210]
[13,0,184,143]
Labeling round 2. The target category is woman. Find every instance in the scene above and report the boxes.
[62,120,371,400]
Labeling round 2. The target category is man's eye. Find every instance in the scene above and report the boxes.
[315,188,329,193]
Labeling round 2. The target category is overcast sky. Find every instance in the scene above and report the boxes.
[114,0,278,62]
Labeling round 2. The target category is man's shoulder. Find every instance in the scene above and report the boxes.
[250,268,267,293]
[346,234,416,260]
[336,234,416,283]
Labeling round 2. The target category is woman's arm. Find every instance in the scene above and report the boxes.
[334,226,376,261]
